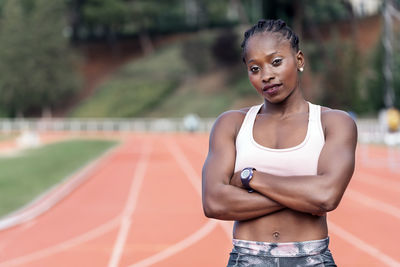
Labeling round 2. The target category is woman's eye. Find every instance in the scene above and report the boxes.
[272,58,282,66]
[250,66,259,72]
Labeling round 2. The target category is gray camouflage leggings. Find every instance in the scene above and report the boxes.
[227,237,336,267]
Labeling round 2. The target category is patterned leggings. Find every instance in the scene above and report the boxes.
[227,237,337,267]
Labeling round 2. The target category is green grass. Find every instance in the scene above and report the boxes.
[147,84,237,117]
[71,44,188,118]
[147,67,260,117]
[0,139,117,217]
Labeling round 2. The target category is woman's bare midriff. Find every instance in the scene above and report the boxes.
[233,208,328,242]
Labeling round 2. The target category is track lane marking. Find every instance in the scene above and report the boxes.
[329,221,400,267]
[358,145,400,174]
[346,189,400,220]
[172,136,234,238]
[166,139,232,239]
[0,216,121,267]
[353,171,400,194]
[125,138,228,266]
[128,220,218,267]
[108,143,152,267]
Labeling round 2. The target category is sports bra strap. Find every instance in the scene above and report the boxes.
[308,102,320,122]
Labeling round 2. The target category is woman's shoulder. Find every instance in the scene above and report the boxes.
[213,108,248,128]
[319,105,358,136]
[215,105,258,122]
[320,105,354,121]
[211,106,256,137]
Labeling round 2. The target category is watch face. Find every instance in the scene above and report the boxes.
[241,169,250,179]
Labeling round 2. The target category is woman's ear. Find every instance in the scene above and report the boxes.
[296,50,305,71]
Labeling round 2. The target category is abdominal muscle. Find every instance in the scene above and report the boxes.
[233,208,328,242]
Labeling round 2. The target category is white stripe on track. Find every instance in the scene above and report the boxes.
[0,216,120,267]
[355,171,400,193]
[108,143,152,267]
[358,145,400,174]
[346,189,400,220]
[128,220,218,267]
[165,140,201,196]
[171,137,234,238]
[329,221,400,267]
[166,140,232,239]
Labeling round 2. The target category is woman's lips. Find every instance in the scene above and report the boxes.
[263,84,282,95]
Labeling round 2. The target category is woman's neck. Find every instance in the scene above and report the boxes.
[261,89,307,117]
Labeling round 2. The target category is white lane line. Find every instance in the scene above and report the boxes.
[172,138,234,238]
[218,221,233,237]
[128,220,218,267]
[108,143,152,267]
[165,140,201,196]
[329,221,400,267]
[358,145,400,174]
[354,171,400,193]
[166,140,232,239]
[346,189,400,220]
[0,216,121,267]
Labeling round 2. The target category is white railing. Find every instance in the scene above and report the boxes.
[0,117,216,133]
[356,118,385,143]
[0,117,397,144]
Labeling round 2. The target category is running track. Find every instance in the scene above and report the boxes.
[0,133,399,267]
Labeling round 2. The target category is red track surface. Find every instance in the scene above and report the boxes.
[0,133,399,266]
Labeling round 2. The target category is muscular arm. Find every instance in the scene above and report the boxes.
[202,111,285,221]
[231,110,357,215]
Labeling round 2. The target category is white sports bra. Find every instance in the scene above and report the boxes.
[234,102,325,176]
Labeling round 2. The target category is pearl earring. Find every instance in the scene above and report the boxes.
[299,67,304,72]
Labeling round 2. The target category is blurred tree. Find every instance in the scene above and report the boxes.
[181,37,211,74]
[125,0,166,55]
[319,38,363,112]
[80,0,186,54]
[75,0,237,41]
[211,29,240,66]
[0,0,81,117]
[365,39,400,113]
[228,0,249,24]
[82,0,128,44]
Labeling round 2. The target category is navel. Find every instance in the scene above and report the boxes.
[272,231,280,241]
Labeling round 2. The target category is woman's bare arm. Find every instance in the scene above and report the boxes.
[230,110,357,215]
[202,110,285,221]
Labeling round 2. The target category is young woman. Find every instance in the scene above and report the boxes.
[202,19,357,266]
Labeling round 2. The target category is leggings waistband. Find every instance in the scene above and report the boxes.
[232,237,329,257]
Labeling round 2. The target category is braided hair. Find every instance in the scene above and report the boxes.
[241,19,300,62]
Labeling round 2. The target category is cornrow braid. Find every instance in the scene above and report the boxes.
[241,19,300,62]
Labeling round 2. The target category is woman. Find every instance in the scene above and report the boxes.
[202,19,357,266]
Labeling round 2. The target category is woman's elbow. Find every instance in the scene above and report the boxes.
[318,192,342,212]
[320,200,339,213]
[202,197,230,219]
[203,201,223,219]
[203,206,219,219]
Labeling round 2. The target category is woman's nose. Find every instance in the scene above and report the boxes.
[261,68,274,83]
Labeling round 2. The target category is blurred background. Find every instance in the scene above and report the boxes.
[0,0,397,119]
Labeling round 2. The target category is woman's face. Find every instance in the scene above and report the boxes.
[244,32,304,104]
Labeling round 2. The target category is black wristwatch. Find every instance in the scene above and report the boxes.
[240,167,255,192]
